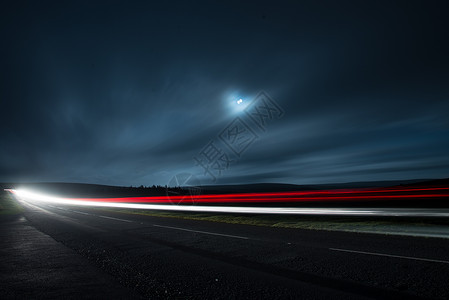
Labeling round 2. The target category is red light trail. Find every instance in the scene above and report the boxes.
[7,186,449,205]
[75,186,449,204]
[6,187,449,216]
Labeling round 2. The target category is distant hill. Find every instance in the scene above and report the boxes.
[1,178,447,197]
[0,182,169,197]
[199,179,440,194]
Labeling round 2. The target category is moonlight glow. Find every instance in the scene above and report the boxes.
[223,91,252,115]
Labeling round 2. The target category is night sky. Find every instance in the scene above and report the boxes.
[1,1,448,187]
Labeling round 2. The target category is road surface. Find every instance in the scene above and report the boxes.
[3,198,449,299]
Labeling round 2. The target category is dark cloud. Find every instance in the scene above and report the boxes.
[1,0,448,186]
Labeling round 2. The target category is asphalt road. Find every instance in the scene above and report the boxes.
[7,199,449,299]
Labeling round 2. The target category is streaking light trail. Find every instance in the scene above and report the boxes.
[6,186,449,204]
[5,187,449,216]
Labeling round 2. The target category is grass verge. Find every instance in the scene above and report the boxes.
[96,207,449,237]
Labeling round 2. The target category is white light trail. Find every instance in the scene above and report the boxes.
[5,188,449,217]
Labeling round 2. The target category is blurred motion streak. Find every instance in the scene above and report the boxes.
[4,187,449,216]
